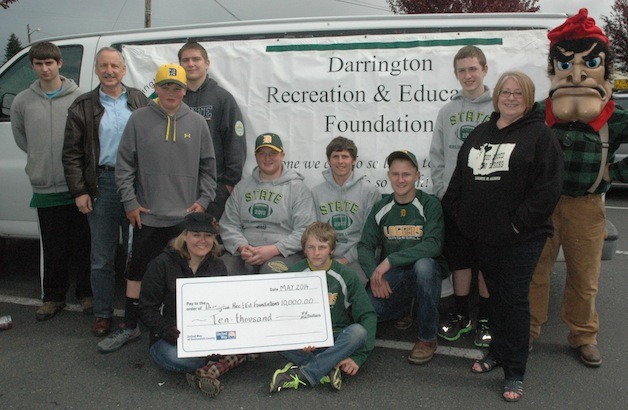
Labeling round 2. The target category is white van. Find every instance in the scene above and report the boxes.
[0,13,567,239]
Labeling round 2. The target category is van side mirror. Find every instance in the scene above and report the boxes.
[1,93,16,116]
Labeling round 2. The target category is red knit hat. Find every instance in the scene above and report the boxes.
[548,8,609,47]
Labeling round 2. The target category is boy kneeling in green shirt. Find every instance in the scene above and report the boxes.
[269,222,377,392]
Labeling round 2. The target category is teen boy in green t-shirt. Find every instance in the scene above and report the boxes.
[269,222,376,392]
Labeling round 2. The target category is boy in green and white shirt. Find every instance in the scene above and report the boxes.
[358,150,446,365]
[269,222,376,393]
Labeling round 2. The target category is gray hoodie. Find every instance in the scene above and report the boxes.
[11,76,82,194]
[429,87,493,199]
[311,169,380,263]
[116,100,217,228]
[220,166,316,257]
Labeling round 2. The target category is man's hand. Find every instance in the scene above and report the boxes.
[238,244,255,262]
[245,245,280,266]
[126,206,150,228]
[370,258,392,299]
[337,358,360,376]
[161,326,180,345]
[225,184,234,194]
[75,194,92,214]
[186,202,205,213]
[336,257,350,265]
[302,345,316,353]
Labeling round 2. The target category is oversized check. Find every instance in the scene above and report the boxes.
[176,271,333,358]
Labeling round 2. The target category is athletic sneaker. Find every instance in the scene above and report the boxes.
[319,367,342,390]
[97,324,141,353]
[438,313,472,341]
[269,363,307,393]
[474,319,492,348]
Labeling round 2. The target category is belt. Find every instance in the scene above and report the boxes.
[98,165,115,172]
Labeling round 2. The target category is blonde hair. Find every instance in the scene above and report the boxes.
[492,71,536,116]
[172,230,220,260]
[301,222,336,251]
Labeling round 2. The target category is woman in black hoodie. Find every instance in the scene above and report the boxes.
[442,71,563,402]
[139,212,249,397]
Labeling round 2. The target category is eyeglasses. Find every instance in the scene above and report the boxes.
[499,90,524,99]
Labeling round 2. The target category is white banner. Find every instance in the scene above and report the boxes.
[122,30,550,194]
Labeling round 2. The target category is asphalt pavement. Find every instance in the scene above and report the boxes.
[1,189,627,409]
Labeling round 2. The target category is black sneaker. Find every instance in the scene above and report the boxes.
[474,319,492,348]
[269,363,307,393]
[438,313,472,341]
[319,367,342,390]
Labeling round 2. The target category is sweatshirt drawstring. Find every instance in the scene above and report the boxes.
[165,115,177,142]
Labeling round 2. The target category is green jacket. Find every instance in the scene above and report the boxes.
[291,259,376,367]
[358,190,447,278]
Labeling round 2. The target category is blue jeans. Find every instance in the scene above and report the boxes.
[150,339,207,373]
[280,324,367,385]
[368,258,442,341]
[87,170,126,318]
[475,236,546,382]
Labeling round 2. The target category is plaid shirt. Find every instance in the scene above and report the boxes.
[539,101,628,197]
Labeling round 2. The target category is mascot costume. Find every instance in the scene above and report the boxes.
[529,9,628,367]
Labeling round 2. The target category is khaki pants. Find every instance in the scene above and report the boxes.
[529,194,605,347]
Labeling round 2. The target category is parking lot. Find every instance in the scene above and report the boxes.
[1,189,627,409]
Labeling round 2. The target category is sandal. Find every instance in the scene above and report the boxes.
[471,356,502,373]
[503,380,524,402]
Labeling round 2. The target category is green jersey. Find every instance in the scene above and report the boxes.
[291,259,376,367]
[358,190,447,278]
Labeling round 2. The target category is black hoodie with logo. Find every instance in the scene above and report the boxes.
[139,247,227,339]
[442,104,563,246]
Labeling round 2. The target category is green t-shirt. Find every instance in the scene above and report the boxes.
[30,191,75,208]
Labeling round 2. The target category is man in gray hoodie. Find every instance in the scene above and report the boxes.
[100,63,216,353]
[428,45,493,347]
[11,41,91,322]
[311,136,380,285]
[220,133,316,274]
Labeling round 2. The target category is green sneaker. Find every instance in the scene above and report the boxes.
[438,313,472,341]
[319,367,342,390]
[269,363,307,393]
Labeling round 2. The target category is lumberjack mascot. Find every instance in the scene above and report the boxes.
[529,9,628,367]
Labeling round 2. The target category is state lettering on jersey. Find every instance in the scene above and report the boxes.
[319,200,359,231]
[244,189,283,204]
[449,110,491,143]
[449,110,491,127]
[319,200,359,216]
[383,225,424,240]
[190,105,213,121]
[244,189,283,219]
[468,142,515,177]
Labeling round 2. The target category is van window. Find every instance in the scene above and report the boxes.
[0,45,83,121]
